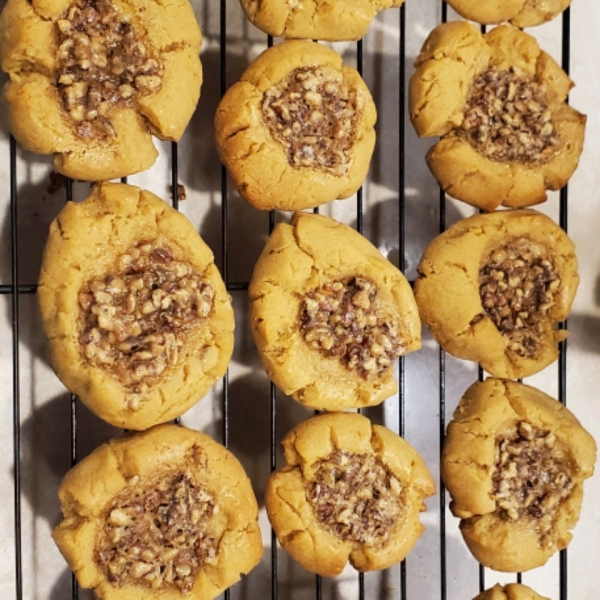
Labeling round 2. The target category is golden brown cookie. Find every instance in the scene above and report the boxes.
[249,212,420,411]
[239,0,405,41]
[442,379,596,573]
[0,0,202,181]
[265,412,435,576]
[38,182,234,430]
[414,209,578,379]
[409,22,585,211]
[215,40,376,211]
[474,583,550,600]
[447,0,570,28]
[52,424,263,599]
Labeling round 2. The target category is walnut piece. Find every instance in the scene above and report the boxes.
[492,421,573,536]
[299,277,402,378]
[96,472,218,594]
[308,450,403,546]
[461,67,561,163]
[56,0,164,140]
[479,237,560,357]
[78,241,214,398]
[261,66,359,176]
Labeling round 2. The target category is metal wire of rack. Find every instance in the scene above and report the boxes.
[2,0,577,598]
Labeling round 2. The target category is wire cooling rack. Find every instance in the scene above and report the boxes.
[2,0,597,598]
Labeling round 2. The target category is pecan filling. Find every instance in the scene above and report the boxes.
[261,66,359,176]
[479,237,560,357]
[96,472,218,593]
[300,277,402,378]
[78,242,214,398]
[56,0,164,139]
[493,421,573,535]
[461,67,561,163]
[308,450,403,545]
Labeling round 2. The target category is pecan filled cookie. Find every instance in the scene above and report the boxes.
[0,0,201,181]
[409,22,585,211]
[475,583,550,600]
[215,41,376,211]
[38,183,234,430]
[446,0,571,28]
[414,209,578,379]
[442,379,596,572]
[239,0,405,41]
[53,424,263,599]
[249,212,420,411]
[266,413,435,576]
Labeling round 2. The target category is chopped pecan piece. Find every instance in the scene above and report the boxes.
[300,277,402,378]
[493,421,573,535]
[78,241,214,396]
[96,472,218,593]
[461,67,561,163]
[308,450,403,546]
[56,0,164,139]
[261,66,359,176]
[479,237,560,357]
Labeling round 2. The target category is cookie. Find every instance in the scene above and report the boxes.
[474,583,550,600]
[249,212,420,411]
[442,379,596,572]
[215,40,376,211]
[38,182,234,430]
[0,0,201,181]
[265,412,435,576]
[414,209,578,379]
[409,22,585,211]
[239,0,405,42]
[52,424,263,599]
[446,0,571,28]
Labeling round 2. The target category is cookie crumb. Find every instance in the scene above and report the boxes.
[47,171,67,195]
[170,184,187,202]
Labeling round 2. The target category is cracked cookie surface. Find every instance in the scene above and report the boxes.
[0,0,201,180]
[38,182,234,430]
[414,209,578,379]
[409,22,585,211]
[52,424,263,600]
[239,0,406,42]
[442,379,596,572]
[446,0,571,28]
[265,412,435,576]
[249,212,420,411]
[215,40,376,211]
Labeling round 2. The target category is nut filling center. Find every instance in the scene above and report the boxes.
[56,0,164,139]
[308,450,403,546]
[461,67,561,163]
[479,237,560,357]
[78,242,214,399]
[261,66,359,176]
[300,277,402,378]
[493,421,573,535]
[96,472,218,593]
